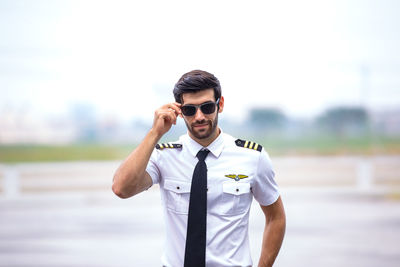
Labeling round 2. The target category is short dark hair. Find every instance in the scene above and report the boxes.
[173,70,222,103]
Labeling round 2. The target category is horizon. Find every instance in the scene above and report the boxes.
[1,0,400,125]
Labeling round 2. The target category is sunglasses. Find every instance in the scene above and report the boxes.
[181,98,220,116]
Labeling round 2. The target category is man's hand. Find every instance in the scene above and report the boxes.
[152,102,182,137]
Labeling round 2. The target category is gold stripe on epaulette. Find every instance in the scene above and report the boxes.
[244,140,249,148]
[249,141,254,149]
[235,139,262,152]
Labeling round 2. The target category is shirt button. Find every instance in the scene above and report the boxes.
[236,188,239,192]
[176,186,180,190]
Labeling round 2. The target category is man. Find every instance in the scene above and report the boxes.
[112,70,286,267]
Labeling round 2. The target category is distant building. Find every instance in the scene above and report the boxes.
[0,109,78,144]
[371,108,400,136]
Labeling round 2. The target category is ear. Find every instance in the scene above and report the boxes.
[218,96,224,113]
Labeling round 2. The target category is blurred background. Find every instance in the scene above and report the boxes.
[0,0,399,266]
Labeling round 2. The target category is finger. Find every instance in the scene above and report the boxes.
[165,103,182,115]
[169,109,178,125]
[173,103,182,117]
[157,106,176,117]
[165,108,179,122]
[161,110,177,125]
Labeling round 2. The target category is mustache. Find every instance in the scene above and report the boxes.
[192,120,211,126]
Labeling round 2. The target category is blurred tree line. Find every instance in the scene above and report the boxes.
[248,106,370,137]
[1,104,399,162]
[316,107,369,136]
[237,106,400,155]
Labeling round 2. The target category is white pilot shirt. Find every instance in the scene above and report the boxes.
[146,131,280,267]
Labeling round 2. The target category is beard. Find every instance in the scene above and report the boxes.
[185,113,219,140]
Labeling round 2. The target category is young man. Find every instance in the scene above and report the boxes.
[112,70,286,267]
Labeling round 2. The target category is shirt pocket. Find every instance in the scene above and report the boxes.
[164,179,191,214]
[221,182,252,215]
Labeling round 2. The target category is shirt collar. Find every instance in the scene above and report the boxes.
[181,128,225,158]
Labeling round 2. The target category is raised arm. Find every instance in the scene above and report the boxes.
[112,102,181,198]
[258,196,286,267]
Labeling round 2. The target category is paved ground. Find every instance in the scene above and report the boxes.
[0,187,399,267]
[0,157,399,266]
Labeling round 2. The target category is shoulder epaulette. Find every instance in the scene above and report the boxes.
[155,143,183,150]
[235,139,262,152]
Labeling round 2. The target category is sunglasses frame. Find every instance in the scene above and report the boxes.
[181,98,220,117]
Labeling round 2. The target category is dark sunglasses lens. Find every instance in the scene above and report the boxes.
[181,106,196,116]
[200,103,216,114]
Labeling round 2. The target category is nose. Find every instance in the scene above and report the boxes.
[194,107,205,121]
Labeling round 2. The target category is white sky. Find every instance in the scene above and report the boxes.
[1,0,400,123]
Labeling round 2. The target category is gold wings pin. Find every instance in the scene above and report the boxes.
[225,174,249,181]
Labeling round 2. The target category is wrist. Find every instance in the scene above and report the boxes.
[148,128,163,143]
[258,257,273,267]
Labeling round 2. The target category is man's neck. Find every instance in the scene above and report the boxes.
[189,128,221,147]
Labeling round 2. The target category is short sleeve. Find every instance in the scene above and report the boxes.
[146,149,161,185]
[252,149,280,206]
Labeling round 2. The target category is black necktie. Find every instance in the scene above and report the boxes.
[184,149,210,267]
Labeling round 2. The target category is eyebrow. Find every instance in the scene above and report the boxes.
[182,100,215,106]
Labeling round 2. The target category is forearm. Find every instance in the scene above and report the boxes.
[112,129,160,198]
[258,205,286,267]
[112,102,181,198]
